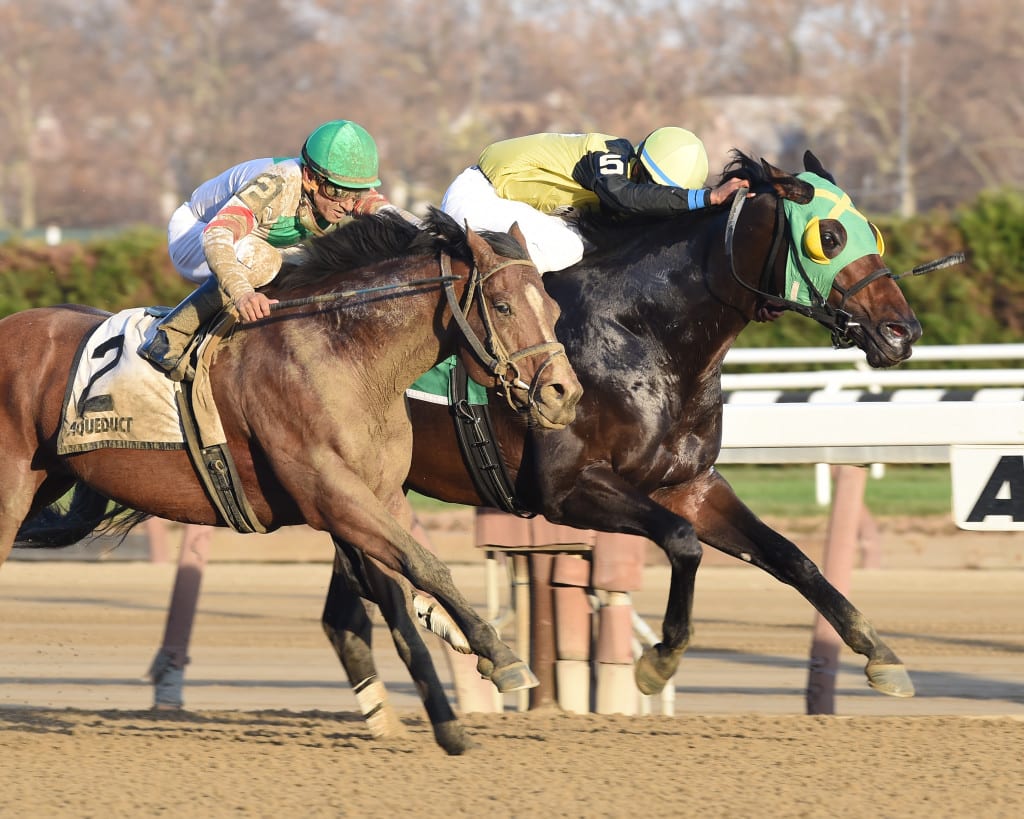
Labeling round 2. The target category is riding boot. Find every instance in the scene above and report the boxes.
[138,278,229,380]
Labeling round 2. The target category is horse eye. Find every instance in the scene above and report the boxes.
[494,301,513,316]
[819,219,847,258]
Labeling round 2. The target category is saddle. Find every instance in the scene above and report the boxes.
[57,306,265,534]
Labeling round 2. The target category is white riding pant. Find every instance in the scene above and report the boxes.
[167,203,214,283]
[441,166,588,274]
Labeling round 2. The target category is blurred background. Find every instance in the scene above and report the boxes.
[3,0,1022,228]
[1,0,1022,342]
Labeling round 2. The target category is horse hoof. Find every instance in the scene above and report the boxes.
[434,721,474,756]
[866,662,915,697]
[490,661,539,693]
[634,644,680,696]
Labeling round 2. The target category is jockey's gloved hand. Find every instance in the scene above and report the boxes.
[571,150,603,190]
[351,190,390,216]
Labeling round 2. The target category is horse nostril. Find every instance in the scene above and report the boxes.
[540,381,576,407]
[883,320,923,347]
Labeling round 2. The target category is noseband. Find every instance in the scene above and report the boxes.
[440,253,567,411]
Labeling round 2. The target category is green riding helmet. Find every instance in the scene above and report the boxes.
[637,126,709,190]
[301,120,381,189]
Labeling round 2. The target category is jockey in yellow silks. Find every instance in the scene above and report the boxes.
[442,128,750,273]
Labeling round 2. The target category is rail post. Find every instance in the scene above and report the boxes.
[806,464,866,714]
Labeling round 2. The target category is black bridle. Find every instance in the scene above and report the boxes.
[725,191,964,348]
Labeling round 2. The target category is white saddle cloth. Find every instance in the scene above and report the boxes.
[57,308,185,454]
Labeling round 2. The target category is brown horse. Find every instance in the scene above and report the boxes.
[315,150,924,742]
[1,209,582,751]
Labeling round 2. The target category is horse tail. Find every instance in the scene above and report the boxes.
[14,483,150,548]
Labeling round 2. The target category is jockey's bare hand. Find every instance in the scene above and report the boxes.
[235,291,279,323]
[709,178,753,206]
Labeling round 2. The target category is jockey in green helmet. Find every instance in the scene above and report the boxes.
[301,120,382,189]
[139,119,399,380]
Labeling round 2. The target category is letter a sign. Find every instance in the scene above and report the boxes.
[951,445,1024,531]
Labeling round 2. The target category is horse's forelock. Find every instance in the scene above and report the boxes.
[476,229,530,261]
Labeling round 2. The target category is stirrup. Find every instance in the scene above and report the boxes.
[138,332,193,381]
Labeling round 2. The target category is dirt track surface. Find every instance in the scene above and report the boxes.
[3,708,1021,818]
[2,517,1023,817]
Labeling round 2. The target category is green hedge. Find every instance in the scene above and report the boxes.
[0,226,192,317]
[2,190,1023,338]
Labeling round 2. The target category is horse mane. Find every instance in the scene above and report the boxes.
[574,149,770,252]
[278,206,528,292]
[720,149,776,189]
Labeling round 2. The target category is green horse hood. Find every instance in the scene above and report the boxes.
[782,173,884,306]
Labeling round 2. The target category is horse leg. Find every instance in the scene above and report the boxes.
[550,465,705,696]
[308,478,533,694]
[0,462,48,564]
[388,533,532,692]
[146,523,213,709]
[329,538,472,755]
[322,548,410,741]
[665,469,914,697]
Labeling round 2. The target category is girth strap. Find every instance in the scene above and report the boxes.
[449,359,534,518]
[175,386,266,534]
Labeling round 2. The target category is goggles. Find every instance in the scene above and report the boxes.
[317,176,373,203]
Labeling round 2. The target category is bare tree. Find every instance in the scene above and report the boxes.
[2,0,1021,230]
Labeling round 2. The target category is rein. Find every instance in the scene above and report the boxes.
[725,192,964,348]
[268,276,461,311]
[440,253,568,410]
[265,252,565,411]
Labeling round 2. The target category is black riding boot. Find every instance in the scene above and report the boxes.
[138,278,229,380]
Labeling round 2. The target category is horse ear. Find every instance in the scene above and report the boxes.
[761,158,814,205]
[507,222,530,258]
[464,221,498,268]
[803,150,836,184]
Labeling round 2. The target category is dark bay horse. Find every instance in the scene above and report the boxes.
[0,210,583,751]
[319,150,922,740]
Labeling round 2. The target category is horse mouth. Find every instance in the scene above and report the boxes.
[853,319,923,368]
[525,398,577,430]
[531,410,573,430]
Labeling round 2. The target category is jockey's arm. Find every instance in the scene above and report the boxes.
[351,191,424,228]
[573,138,746,217]
[202,198,281,322]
